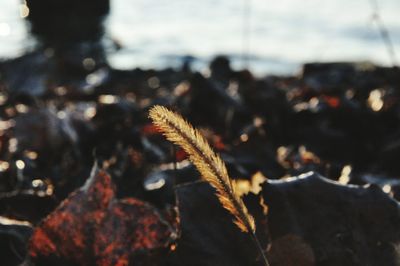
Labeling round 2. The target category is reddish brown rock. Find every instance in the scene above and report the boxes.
[29,167,175,265]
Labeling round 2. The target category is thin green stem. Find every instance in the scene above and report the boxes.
[250,232,270,266]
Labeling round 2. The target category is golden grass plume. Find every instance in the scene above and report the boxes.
[149,105,255,233]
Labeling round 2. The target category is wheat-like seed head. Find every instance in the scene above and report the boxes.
[149,105,255,233]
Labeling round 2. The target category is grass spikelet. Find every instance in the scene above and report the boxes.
[149,105,255,233]
[149,105,270,266]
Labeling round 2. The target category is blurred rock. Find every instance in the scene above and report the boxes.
[263,172,400,266]
[26,0,109,45]
[0,216,33,266]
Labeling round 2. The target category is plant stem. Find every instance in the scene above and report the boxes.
[171,143,177,187]
[250,232,270,266]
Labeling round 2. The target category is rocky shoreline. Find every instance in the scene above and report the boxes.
[1,52,400,265]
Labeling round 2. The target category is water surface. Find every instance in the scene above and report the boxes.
[1,0,399,74]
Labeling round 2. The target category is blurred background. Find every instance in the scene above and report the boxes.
[0,0,399,75]
[1,2,400,265]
